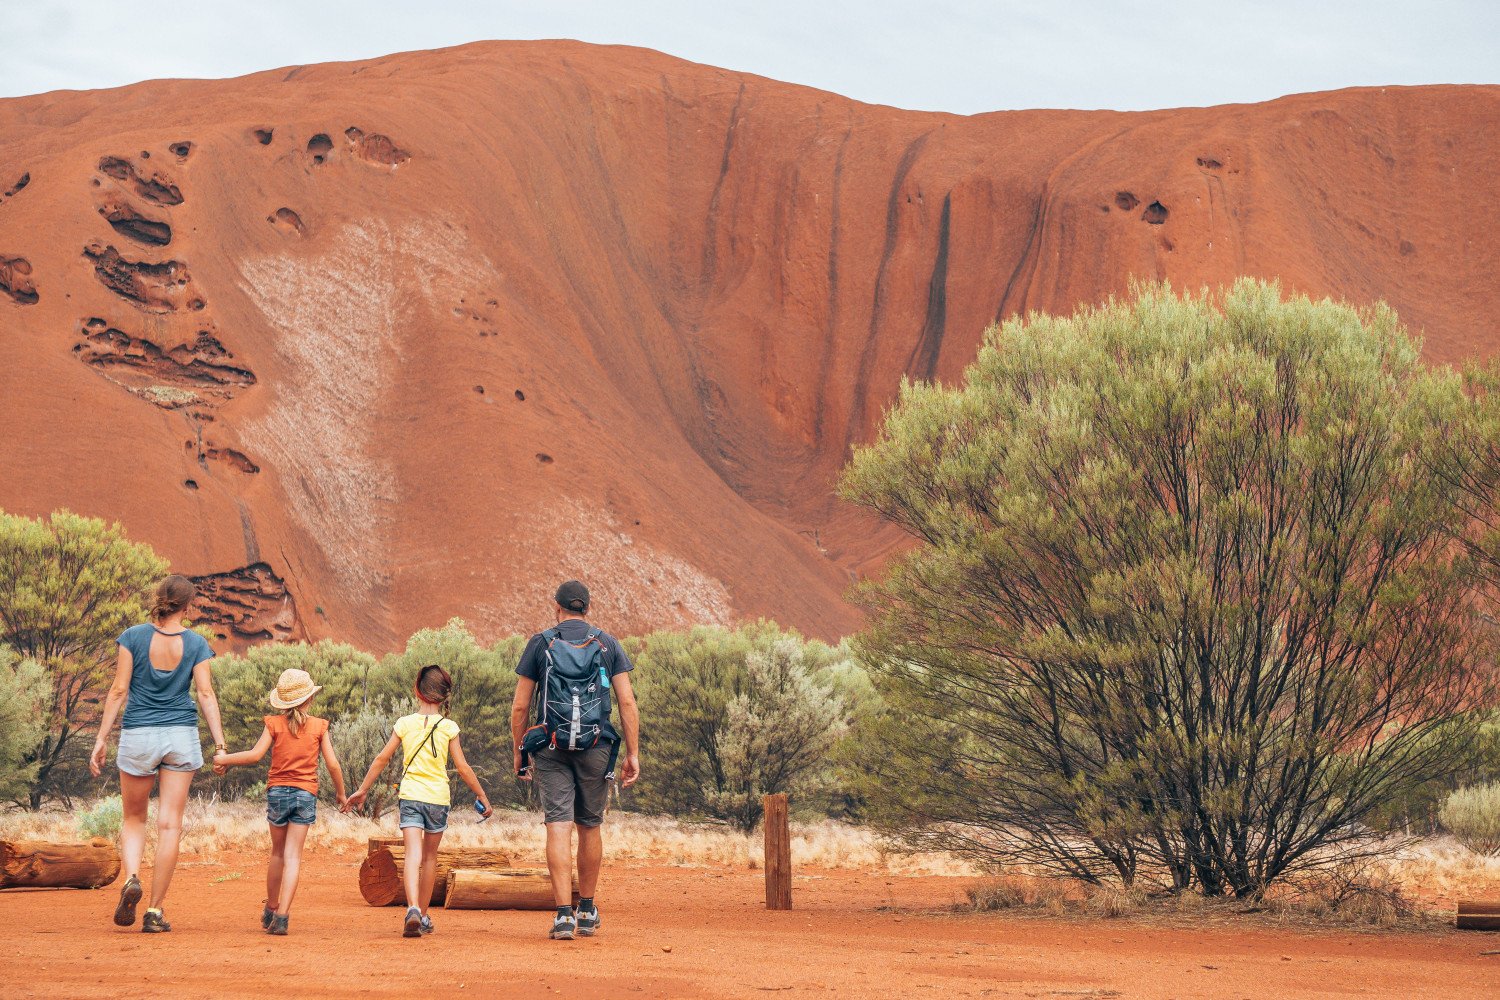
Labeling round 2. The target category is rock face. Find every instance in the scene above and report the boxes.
[0,41,1496,650]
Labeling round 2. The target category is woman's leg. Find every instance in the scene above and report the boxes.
[275,823,310,915]
[417,830,443,913]
[118,772,154,879]
[266,822,288,911]
[148,768,194,908]
[401,825,424,909]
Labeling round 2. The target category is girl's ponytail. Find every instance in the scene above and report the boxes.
[415,664,452,711]
[285,704,306,737]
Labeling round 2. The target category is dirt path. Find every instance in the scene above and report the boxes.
[1,852,1495,999]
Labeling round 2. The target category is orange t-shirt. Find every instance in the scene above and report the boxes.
[264,715,328,793]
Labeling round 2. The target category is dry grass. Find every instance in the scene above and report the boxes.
[961,840,1500,932]
[0,799,970,875]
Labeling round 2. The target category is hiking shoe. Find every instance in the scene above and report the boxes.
[268,914,289,936]
[261,904,274,931]
[577,904,601,937]
[141,908,171,933]
[419,914,434,935]
[549,911,577,940]
[402,906,423,938]
[113,875,142,927]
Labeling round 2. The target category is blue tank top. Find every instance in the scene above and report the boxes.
[117,624,215,729]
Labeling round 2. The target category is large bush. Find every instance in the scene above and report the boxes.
[627,623,861,830]
[0,510,167,807]
[1439,783,1500,856]
[841,280,1500,897]
[0,646,50,802]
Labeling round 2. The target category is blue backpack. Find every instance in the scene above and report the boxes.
[519,627,620,777]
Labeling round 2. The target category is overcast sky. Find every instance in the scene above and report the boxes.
[1,1,1495,113]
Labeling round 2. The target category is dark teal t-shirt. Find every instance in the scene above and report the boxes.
[117,624,214,729]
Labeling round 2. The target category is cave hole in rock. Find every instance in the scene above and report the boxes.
[1196,157,1223,170]
[1114,191,1139,211]
[253,128,274,145]
[139,150,150,159]
[2,172,29,198]
[514,389,525,401]
[170,141,193,160]
[268,207,305,235]
[473,385,485,394]
[97,201,172,246]
[345,126,364,141]
[1142,201,1169,225]
[536,453,554,465]
[184,479,198,490]
[307,134,333,164]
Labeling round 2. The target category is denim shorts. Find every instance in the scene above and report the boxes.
[266,786,317,826]
[117,726,203,777]
[398,799,450,833]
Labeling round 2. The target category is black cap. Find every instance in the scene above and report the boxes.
[555,580,590,614]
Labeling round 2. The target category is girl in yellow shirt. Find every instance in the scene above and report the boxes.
[346,665,493,937]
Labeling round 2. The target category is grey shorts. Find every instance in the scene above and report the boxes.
[266,786,317,826]
[117,726,203,777]
[532,745,613,827]
[398,800,450,833]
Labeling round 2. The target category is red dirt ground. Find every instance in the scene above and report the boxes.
[1,851,1495,998]
[2,41,1497,651]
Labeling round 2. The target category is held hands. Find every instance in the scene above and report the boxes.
[89,739,108,778]
[336,792,349,811]
[620,753,641,788]
[211,752,230,776]
[343,789,367,813]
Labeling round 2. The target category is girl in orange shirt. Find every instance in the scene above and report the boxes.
[214,668,347,935]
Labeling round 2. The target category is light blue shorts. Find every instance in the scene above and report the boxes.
[117,726,203,777]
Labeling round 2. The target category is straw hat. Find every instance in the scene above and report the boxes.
[268,668,321,710]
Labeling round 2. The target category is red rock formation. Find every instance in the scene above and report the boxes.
[0,41,1495,649]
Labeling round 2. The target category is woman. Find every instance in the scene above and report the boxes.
[90,574,226,933]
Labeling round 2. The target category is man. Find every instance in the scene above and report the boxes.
[512,579,641,941]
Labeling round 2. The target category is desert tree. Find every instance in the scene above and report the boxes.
[0,510,167,807]
[841,279,1500,897]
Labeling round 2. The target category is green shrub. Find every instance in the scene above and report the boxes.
[0,646,49,802]
[627,623,862,830]
[1439,783,1500,855]
[841,279,1500,896]
[324,699,402,819]
[76,794,123,840]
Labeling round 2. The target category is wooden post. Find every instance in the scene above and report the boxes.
[0,839,120,890]
[1457,900,1500,931]
[763,793,791,910]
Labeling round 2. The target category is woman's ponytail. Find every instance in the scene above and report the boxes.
[151,575,197,622]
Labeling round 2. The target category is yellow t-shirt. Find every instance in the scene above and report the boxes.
[393,714,461,806]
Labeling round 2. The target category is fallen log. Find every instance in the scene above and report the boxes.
[367,837,402,855]
[1458,900,1500,931]
[1,838,120,890]
[444,868,577,910]
[358,846,513,906]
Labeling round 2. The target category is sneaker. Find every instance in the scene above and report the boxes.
[577,904,601,937]
[113,875,142,927]
[261,904,274,931]
[419,914,434,935]
[268,914,289,936]
[141,908,171,934]
[549,911,577,940]
[402,906,423,938]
